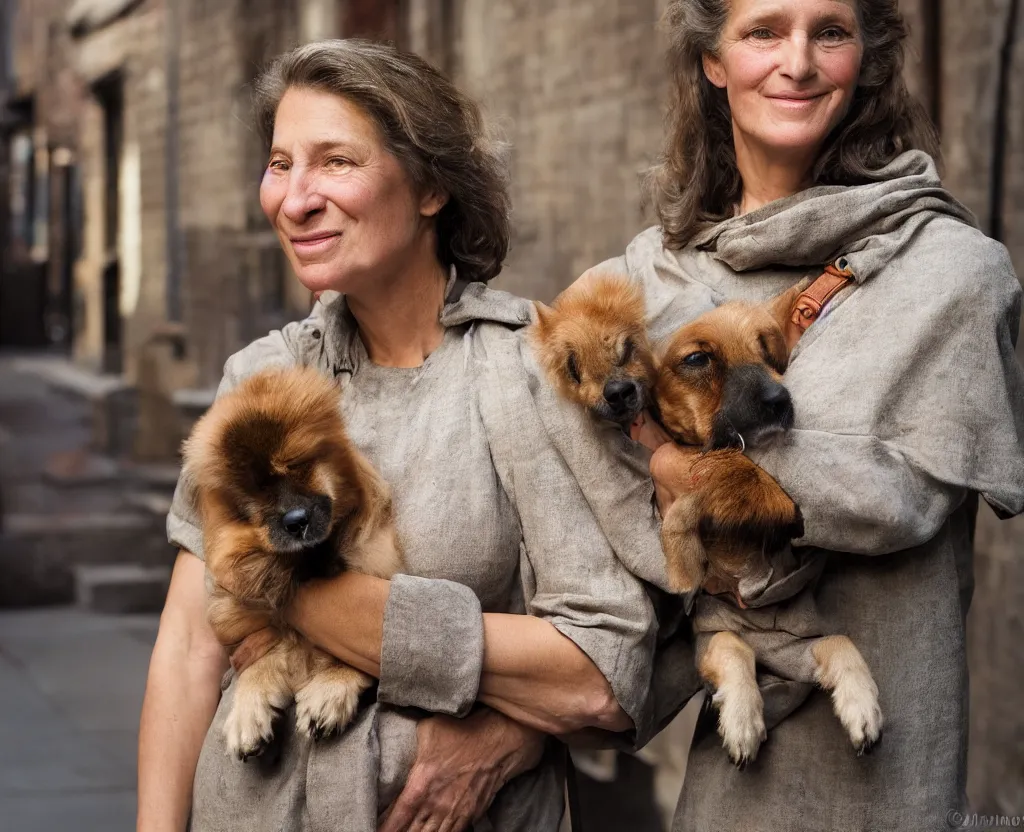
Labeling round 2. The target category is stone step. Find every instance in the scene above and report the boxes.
[0,512,174,608]
[74,564,171,614]
[124,490,173,517]
[40,449,181,496]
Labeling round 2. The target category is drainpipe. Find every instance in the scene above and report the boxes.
[990,0,1020,243]
[164,0,182,324]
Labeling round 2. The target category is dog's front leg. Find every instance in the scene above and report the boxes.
[698,630,766,769]
[812,635,883,755]
[294,645,373,741]
[223,639,292,761]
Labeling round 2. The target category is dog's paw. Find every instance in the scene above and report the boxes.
[223,695,278,762]
[295,674,366,741]
[814,637,884,756]
[713,682,766,769]
[832,677,884,756]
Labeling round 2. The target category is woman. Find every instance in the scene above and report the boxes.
[137,41,664,832]
[567,0,1024,829]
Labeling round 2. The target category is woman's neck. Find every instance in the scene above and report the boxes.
[347,254,449,369]
[734,133,817,215]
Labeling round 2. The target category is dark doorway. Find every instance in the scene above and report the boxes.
[45,156,81,350]
[0,118,48,349]
[93,72,124,373]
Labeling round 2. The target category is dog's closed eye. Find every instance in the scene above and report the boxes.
[617,338,635,367]
[566,352,582,384]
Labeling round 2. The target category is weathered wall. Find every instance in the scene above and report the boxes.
[433,0,671,301]
[900,0,1024,814]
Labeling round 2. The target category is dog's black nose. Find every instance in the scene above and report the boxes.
[761,381,791,408]
[762,380,794,425]
[282,508,310,539]
[604,380,639,412]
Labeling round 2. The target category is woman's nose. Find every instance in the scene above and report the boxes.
[281,172,327,223]
[778,34,815,81]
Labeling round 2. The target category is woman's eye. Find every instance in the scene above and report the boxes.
[618,338,635,367]
[680,351,711,369]
[748,27,774,40]
[567,353,582,384]
[325,157,350,170]
[267,159,289,172]
[819,26,850,42]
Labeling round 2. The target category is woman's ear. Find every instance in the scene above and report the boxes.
[419,189,448,218]
[702,53,727,89]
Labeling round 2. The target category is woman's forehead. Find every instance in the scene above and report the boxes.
[727,0,859,24]
[272,87,380,153]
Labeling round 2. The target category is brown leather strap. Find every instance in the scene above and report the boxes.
[784,261,854,350]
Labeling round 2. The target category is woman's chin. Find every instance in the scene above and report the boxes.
[294,265,355,296]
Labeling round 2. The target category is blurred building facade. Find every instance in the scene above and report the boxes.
[0,0,1020,815]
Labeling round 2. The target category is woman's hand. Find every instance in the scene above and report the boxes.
[632,413,739,598]
[629,411,702,517]
[379,709,546,832]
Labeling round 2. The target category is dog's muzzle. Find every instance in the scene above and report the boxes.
[710,365,794,450]
[598,379,647,424]
[269,493,333,552]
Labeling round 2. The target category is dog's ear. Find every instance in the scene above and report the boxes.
[532,300,557,334]
[765,278,812,333]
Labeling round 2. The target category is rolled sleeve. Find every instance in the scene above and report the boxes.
[477,329,658,739]
[377,574,485,716]
[166,473,205,559]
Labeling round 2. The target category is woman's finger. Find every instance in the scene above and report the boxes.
[379,780,426,832]
[409,807,441,832]
[629,410,674,452]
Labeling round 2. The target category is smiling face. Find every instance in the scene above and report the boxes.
[703,0,864,167]
[259,87,445,297]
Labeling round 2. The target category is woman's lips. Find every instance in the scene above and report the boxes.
[290,232,341,256]
[767,92,827,108]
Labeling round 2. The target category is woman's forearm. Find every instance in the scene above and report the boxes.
[138,554,229,832]
[478,613,631,735]
[138,643,225,831]
[290,575,630,735]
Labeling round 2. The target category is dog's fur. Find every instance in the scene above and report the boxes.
[182,366,403,760]
[532,274,657,426]
[531,275,882,766]
[653,290,806,596]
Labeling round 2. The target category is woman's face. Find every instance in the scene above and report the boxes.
[260,87,444,296]
[703,0,864,165]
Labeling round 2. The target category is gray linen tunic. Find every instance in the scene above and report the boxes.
[567,151,1024,832]
[166,280,658,831]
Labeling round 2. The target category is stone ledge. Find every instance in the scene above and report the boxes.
[4,512,153,535]
[11,356,129,401]
[171,387,217,411]
[74,564,171,615]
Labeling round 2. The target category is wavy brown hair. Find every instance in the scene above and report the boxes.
[646,0,941,249]
[253,39,510,283]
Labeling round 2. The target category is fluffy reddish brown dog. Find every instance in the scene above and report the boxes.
[182,366,403,761]
[531,274,657,426]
